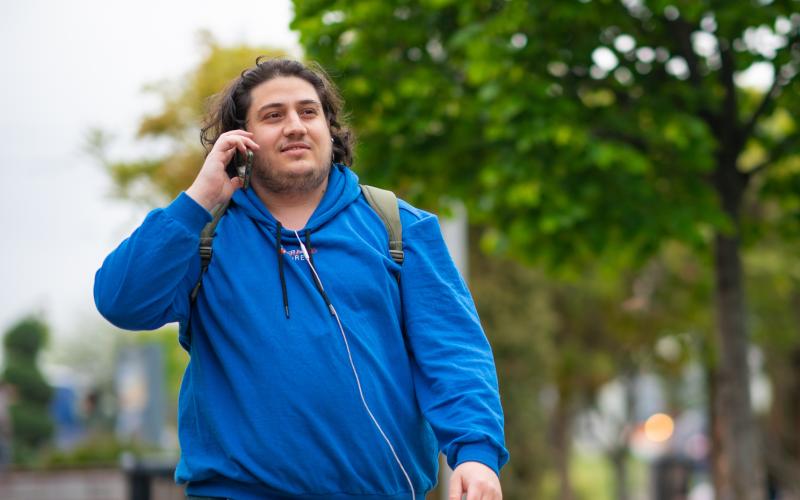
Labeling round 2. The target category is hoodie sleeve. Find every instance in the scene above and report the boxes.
[94,192,212,331]
[399,211,509,477]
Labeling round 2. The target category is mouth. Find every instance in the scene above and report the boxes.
[281,143,311,153]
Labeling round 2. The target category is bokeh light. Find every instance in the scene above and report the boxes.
[644,413,675,443]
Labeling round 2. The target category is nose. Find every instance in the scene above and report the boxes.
[283,110,307,137]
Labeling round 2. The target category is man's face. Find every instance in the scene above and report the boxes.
[245,76,333,194]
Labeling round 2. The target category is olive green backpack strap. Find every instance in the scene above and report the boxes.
[360,184,404,265]
[190,200,231,303]
[184,200,230,348]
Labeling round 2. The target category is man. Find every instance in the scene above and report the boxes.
[95,58,507,500]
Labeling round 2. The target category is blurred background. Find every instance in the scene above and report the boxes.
[2,1,799,499]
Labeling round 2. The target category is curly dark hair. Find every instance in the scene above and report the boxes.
[201,57,355,166]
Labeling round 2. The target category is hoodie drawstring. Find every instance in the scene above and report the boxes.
[276,222,290,318]
[276,225,332,318]
[304,230,334,315]
[305,230,315,267]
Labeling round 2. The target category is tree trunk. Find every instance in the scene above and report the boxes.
[610,371,635,500]
[706,88,766,494]
[611,447,629,500]
[708,362,731,499]
[763,344,800,498]
[712,232,765,500]
[551,391,575,500]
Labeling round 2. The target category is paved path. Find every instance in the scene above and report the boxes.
[0,468,183,500]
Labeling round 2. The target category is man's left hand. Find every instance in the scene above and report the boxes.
[448,461,502,500]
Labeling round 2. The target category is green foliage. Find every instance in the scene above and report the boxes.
[469,240,555,497]
[40,433,159,469]
[745,233,800,384]
[9,403,53,447]
[539,452,647,500]
[3,359,51,405]
[292,0,799,265]
[743,235,800,489]
[1,315,54,465]
[4,317,49,357]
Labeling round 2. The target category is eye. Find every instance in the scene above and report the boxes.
[263,111,282,121]
[301,108,318,117]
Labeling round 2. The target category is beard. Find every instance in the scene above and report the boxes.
[251,155,331,194]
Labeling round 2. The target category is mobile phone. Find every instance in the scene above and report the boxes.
[226,149,253,190]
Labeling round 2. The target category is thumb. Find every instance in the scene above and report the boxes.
[448,469,464,500]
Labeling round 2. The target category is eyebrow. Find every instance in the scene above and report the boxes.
[256,99,321,114]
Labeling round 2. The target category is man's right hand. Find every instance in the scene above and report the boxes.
[186,130,260,211]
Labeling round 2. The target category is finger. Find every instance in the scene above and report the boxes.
[229,175,244,191]
[222,129,254,137]
[448,471,464,500]
[232,137,260,153]
[223,136,259,152]
[466,479,490,500]
[216,135,247,153]
[465,485,481,500]
[215,139,252,164]
[215,144,238,165]
[215,131,247,148]
[482,482,502,500]
[213,131,252,151]
[218,130,259,150]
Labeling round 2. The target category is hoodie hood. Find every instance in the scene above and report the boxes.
[231,163,362,234]
[228,163,362,318]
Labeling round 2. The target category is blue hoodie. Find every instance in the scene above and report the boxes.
[95,165,508,499]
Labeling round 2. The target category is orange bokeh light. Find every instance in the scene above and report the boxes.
[644,413,674,443]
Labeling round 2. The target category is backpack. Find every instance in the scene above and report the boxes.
[189,184,403,305]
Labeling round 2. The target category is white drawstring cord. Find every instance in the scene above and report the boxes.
[293,230,416,500]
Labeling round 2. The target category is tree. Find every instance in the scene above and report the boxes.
[1,316,54,464]
[291,1,800,498]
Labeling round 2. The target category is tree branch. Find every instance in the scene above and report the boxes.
[718,39,742,154]
[740,69,784,141]
[745,132,800,178]
[591,128,649,155]
[741,33,800,142]
[663,16,720,132]
[668,17,703,87]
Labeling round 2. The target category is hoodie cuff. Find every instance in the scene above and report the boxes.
[164,192,213,234]
[454,443,501,477]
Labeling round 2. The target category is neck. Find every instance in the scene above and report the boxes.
[252,177,329,230]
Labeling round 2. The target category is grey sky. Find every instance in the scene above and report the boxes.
[1,0,298,339]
